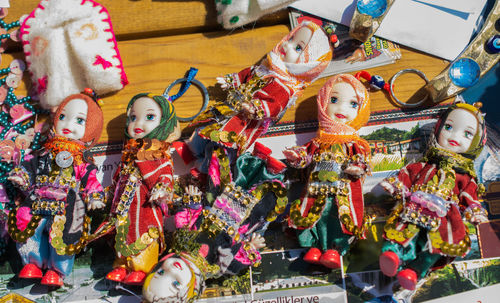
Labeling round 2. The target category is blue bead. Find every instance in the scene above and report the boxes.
[369,75,385,90]
[449,58,480,88]
[357,0,387,18]
[486,35,500,54]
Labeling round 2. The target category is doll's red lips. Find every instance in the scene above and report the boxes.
[335,114,346,119]
[448,140,459,146]
[173,262,182,270]
[279,47,286,57]
[134,128,144,134]
[62,129,71,134]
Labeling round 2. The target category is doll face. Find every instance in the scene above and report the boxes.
[326,82,359,124]
[143,257,193,302]
[437,108,478,154]
[127,97,162,139]
[55,98,88,140]
[279,27,313,63]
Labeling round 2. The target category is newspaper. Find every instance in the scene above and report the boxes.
[289,8,401,78]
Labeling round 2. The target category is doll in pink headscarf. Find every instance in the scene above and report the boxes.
[284,74,371,269]
[174,21,335,173]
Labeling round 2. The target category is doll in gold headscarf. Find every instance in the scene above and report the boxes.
[378,102,488,290]
[284,74,371,269]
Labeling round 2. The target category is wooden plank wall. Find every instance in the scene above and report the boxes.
[5,0,449,143]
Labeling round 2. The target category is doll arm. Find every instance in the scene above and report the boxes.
[8,155,39,191]
[145,161,175,206]
[343,145,370,178]
[244,78,292,120]
[217,67,254,90]
[460,178,488,224]
[78,164,106,210]
[380,163,424,196]
[233,233,264,266]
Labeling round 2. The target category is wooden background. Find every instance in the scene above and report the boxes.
[5,0,450,143]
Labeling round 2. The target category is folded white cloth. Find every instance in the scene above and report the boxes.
[217,0,295,29]
[0,0,9,8]
[20,0,128,109]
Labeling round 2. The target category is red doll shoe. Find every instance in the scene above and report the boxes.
[379,251,400,277]
[19,263,43,279]
[303,247,322,264]
[172,141,195,164]
[106,267,128,282]
[41,270,63,287]
[319,249,341,269]
[123,271,147,285]
[397,268,418,290]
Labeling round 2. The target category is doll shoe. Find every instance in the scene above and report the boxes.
[172,141,195,164]
[319,249,341,269]
[106,267,128,282]
[41,270,63,287]
[123,271,147,285]
[303,247,322,264]
[379,251,400,277]
[397,268,418,290]
[19,263,43,279]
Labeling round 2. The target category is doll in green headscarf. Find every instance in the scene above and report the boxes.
[105,93,181,285]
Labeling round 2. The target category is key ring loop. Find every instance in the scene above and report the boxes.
[163,68,209,122]
[389,68,430,108]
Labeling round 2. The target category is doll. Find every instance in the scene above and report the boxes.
[174,21,334,173]
[143,142,288,303]
[105,93,181,285]
[284,74,371,269]
[7,90,105,286]
[378,102,488,290]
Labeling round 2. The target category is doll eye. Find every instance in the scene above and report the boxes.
[76,117,85,125]
[146,114,155,121]
[350,101,358,109]
[330,97,338,104]
[464,131,473,139]
[59,114,65,121]
[172,280,181,289]
[295,45,303,52]
[157,269,165,275]
[444,123,452,131]
[130,115,137,122]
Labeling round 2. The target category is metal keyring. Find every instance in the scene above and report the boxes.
[389,68,430,108]
[163,69,209,122]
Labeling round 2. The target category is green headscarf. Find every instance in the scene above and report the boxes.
[125,93,178,141]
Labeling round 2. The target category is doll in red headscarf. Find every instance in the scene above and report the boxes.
[378,102,488,290]
[284,74,371,269]
[175,21,334,173]
[7,89,105,286]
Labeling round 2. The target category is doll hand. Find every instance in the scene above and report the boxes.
[345,47,367,64]
[470,214,488,225]
[248,233,266,250]
[216,76,230,90]
[150,187,173,205]
[283,149,300,163]
[241,102,256,116]
[343,165,365,178]
[380,180,396,195]
[185,184,202,196]
[88,199,105,210]
[8,175,26,187]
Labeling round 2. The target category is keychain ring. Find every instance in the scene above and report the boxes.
[389,68,430,108]
[163,77,209,122]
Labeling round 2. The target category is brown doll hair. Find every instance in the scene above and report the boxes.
[53,91,104,146]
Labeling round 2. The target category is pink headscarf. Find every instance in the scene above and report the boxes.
[256,21,333,92]
[317,74,370,135]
